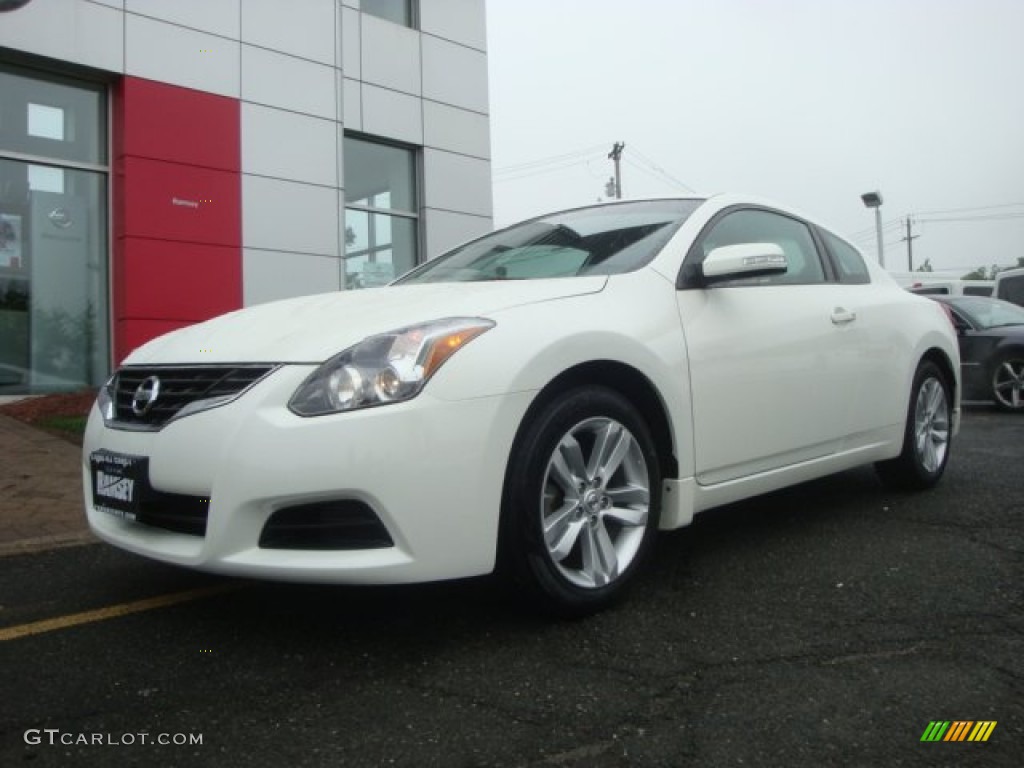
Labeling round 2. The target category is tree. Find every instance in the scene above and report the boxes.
[916,258,934,273]
[962,267,989,280]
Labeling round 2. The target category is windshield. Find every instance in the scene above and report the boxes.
[949,297,1024,329]
[396,199,702,284]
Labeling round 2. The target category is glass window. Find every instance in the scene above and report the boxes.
[949,297,1024,329]
[0,66,106,165]
[0,158,108,392]
[695,209,825,285]
[821,229,870,284]
[398,200,700,284]
[343,136,418,289]
[0,64,109,393]
[362,0,414,27]
[997,273,1024,306]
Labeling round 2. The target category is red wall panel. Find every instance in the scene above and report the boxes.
[120,156,241,247]
[119,239,241,320]
[117,77,240,171]
[112,77,241,364]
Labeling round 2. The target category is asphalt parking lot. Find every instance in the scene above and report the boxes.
[1,405,1021,768]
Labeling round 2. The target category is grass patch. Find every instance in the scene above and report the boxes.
[36,414,88,436]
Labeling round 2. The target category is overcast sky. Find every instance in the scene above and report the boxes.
[484,0,1024,276]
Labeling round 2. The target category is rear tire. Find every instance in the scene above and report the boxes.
[875,360,952,490]
[500,386,661,617]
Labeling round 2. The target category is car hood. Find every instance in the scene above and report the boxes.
[124,277,608,365]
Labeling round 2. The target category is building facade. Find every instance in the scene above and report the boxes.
[0,0,493,393]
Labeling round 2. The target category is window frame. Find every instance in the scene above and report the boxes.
[342,133,421,289]
[677,205,833,289]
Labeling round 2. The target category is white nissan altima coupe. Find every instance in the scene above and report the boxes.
[84,195,960,614]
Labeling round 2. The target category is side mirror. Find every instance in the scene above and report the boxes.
[701,243,788,285]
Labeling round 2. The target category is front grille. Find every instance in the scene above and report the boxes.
[112,365,275,428]
[136,492,210,536]
[259,500,394,550]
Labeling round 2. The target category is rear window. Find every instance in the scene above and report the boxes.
[821,230,870,284]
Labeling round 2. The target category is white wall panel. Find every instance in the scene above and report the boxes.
[242,104,338,187]
[243,175,340,257]
[423,101,490,159]
[424,208,492,259]
[423,149,492,218]
[243,249,341,306]
[360,14,420,96]
[0,0,124,74]
[343,78,363,131]
[422,35,488,114]
[241,0,336,65]
[126,0,239,39]
[126,15,239,97]
[341,6,360,79]
[241,45,336,119]
[420,0,487,51]
[362,85,423,145]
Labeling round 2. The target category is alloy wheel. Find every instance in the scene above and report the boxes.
[539,417,650,589]
[914,376,949,473]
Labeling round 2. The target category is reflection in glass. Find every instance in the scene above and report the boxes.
[361,0,413,27]
[27,165,64,194]
[343,135,418,291]
[27,103,65,141]
[344,212,416,290]
[0,158,108,392]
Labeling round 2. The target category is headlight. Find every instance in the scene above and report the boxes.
[97,375,116,422]
[288,317,495,416]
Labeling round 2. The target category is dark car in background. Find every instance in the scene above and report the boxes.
[933,296,1024,411]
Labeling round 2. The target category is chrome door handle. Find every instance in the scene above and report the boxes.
[831,307,857,325]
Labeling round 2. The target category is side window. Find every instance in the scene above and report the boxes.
[696,209,825,285]
[821,229,871,284]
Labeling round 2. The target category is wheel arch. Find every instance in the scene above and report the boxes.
[509,360,679,482]
[920,346,958,403]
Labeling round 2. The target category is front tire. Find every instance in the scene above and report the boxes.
[991,350,1024,411]
[875,360,952,490]
[501,386,661,617]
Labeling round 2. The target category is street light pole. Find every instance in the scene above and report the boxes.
[861,191,885,268]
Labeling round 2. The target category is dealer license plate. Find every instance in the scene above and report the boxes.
[90,450,149,521]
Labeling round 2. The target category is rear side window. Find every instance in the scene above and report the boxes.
[821,229,870,284]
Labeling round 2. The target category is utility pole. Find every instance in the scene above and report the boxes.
[608,142,625,199]
[902,217,920,271]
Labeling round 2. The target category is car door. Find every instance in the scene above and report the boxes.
[675,207,864,485]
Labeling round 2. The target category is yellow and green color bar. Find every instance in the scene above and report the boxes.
[920,721,997,742]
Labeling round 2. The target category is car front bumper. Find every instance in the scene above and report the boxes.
[82,365,532,584]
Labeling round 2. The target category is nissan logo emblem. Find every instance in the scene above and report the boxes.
[131,376,161,416]
[48,208,72,229]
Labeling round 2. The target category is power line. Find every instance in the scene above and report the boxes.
[917,213,1024,224]
[913,202,1024,216]
[492,144,607,176]
[493,158,595,184]
[630,147,697,192]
